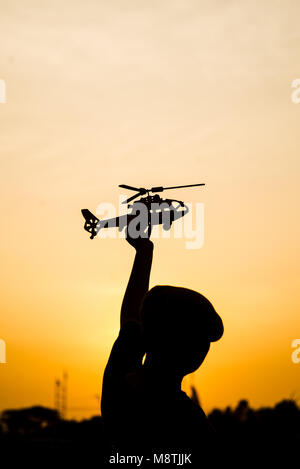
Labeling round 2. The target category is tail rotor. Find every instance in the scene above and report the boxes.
[81,209,101,239]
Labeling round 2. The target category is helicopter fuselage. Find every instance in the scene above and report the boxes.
[82,196,189,239]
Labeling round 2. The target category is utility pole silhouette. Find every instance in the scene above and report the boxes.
[61,371,68,419]
[54,371,68,419]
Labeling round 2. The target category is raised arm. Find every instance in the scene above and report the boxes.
[120,236,154,328]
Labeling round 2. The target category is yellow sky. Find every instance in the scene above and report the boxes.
[0,0,300,419]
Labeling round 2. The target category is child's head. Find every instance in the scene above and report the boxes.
[141,285,223,376]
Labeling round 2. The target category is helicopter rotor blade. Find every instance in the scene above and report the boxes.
[122,192,143,204]
[119,184,142,192]
[120,183,205,203]
[161,183,205,191]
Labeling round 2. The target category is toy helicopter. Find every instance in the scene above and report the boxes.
[81,183,205,239]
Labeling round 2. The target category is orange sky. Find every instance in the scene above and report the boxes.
[0,0,300,419]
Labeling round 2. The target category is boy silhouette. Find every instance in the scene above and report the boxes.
[101,234,223,464]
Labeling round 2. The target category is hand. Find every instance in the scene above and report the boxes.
[125,224,153,251]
